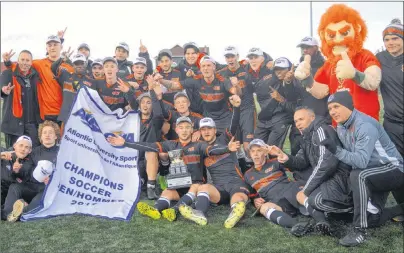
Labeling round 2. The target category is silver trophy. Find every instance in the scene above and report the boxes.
[166,149,192,189]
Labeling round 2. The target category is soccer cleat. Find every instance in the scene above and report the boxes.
[339,228,367,247]
[315,221,332,235]
[7,199,27,222]
[290,219,315,237]
[224,201,246,229]
[161,208,177,222]
[392,215,404,222]
[137,202,161,220]
[147,186,159,200]
[179,204,207,226]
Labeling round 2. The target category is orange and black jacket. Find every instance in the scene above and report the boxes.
[0,65,42,136]
[4,58,74,120]
[51,58,96,123]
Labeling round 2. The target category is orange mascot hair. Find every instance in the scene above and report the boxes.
[318,4,368,60]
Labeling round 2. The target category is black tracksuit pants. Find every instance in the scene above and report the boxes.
[350,163,404,228]
[3,183,44,218]
[383,119,404,204]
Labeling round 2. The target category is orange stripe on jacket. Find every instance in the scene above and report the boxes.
[11,65,23,118]
[32,58,74,119]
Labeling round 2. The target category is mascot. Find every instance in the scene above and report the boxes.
[295,4,381,121]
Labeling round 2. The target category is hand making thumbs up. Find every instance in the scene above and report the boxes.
[294,54,311,81]
[336,51,355,80]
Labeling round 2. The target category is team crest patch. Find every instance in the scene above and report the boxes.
[327,94,335,102]
[188,147,195,152]
[264,166,273,173]
[213,86,221,91]
[263,74,272,80]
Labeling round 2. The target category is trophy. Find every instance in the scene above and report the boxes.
[166,149,192,189]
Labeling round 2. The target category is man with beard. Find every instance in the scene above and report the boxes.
[376,19,404,210]
[158,56,239,134]
[51,53,95,125]
[1,50,42,148]
[294,4,381,121]
[107,116,240,222]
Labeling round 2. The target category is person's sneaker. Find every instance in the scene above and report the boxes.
[290,219,315,237]
[161,208,177,222]
[147,184,159,200]
[178,204,207,226]
[315,221,332,235]
[137,202,161,220]
[224,201,246,229]
[339,228,367,247]
[392,215,404,222]
[7,199,27,222]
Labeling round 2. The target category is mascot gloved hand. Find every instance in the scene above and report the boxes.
[336,52,356,80]
[294,54,312,81]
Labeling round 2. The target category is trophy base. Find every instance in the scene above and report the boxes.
[166,174,192,190]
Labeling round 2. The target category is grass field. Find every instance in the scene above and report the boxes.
[1,198,403,253]
[1,97,403,253]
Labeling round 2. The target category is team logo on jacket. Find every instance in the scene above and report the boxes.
[104,131,135,149]
[188,147,195,152]
[112,91,120,95]
[264,166,273,173]
[72,108,102,133]
[213,86,221,91]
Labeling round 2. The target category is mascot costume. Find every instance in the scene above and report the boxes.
[295,4,381,121]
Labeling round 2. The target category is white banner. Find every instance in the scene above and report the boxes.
[22,87,141,222]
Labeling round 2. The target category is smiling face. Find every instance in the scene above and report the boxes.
[140,97,152,116]
[18,52,33,73]
[184,48,198,65]
[115,47,128,61]
[73,61,87,75]
[174,96,190,114]
[159,55,172,72]
[92,64,104,78]
[248,55,265,71]
[384,35,403,56]
[274,68,289,80]
[132,64,147,79]
[13,140,32,159]
[225,54,239,69]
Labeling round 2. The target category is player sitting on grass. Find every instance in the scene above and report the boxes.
[179,95,251,228]
[107,116,240,222]
[245,139,309,230]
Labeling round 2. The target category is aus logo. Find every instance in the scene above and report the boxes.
[72,108,102,133]
[104,131,135,149]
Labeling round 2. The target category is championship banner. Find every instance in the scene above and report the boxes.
[22,87,141,222]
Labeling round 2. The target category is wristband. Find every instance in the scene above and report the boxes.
[352,70,366,84]
[301,75,314,89]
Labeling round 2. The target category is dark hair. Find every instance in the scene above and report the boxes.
[295,106,315,116]
[158,52,172,61]
[19,50,33,57]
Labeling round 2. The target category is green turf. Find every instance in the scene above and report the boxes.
[1,200,403,253]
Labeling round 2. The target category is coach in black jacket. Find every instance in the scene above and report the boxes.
[0,50,42,148]
[269,107,353,236]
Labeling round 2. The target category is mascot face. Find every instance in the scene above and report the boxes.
[318,4,367,64]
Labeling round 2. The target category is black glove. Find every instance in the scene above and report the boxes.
[320,136,337,154]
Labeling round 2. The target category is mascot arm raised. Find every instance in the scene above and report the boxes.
[294,55,330,99]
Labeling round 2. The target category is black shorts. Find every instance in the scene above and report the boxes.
[239,107,256,143]
[262,181,304,216]
[215,180,250,205]
[176,187,191,198]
